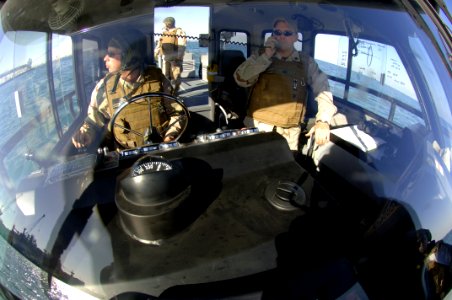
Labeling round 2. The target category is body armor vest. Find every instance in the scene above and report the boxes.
[161,28,180,59]
[248,57,307,127]
[104,66,169,148]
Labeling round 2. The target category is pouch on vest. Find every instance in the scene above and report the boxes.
[249,73,306,127]
[162,43,178,55]
[161,30,179,59]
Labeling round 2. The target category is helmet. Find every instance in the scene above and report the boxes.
[108,29,146,70]
[163,16,175,27]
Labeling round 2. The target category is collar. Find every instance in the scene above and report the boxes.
[120,72,143,90]
[275,50,299,62]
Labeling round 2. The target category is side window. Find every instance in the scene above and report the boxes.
[52,34,80,133]
[314,34,347,99]
[315,34,425,128]
[81,38,101,103]
[219,31,248,57]
[0,31,56,186]
[0,32,80,189]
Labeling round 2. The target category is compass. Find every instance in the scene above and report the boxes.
[131,156,173,176]
[116,155,191,242]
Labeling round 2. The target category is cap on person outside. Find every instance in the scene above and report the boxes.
[108,29,146,71]
[163,17,175,27]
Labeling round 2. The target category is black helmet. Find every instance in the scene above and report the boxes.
[108,29,146,70]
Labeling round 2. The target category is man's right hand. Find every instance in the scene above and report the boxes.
[72,126,94,149]
[264,36,278,58]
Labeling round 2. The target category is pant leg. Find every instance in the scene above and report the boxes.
[171,60,183,93]
[275,126,301,151]
[244,117,300,151]
[163,60,172,79]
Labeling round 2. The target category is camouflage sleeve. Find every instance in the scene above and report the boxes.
[154,38,162,58]
[176,28,187,47]
[233,54,272,87]
[85,78,110,129]
[315,91,337,124]
[160,99,184,140]
[176,28,187,60]
[74,79,109,145]
[304,55,337,123]
[165,115,183,139]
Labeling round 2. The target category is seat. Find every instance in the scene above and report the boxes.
[215,50,248,126]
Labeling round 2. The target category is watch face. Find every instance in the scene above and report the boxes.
[131,156,173,176]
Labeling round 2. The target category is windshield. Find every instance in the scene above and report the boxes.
[0,1,451,299]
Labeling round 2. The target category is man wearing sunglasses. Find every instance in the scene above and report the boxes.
[234,18,337,152]
[72,29,178,150]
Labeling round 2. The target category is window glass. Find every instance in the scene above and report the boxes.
[52,34,80,134]
[348,86,391,119]
[315,34,348,79]
[409,36,450,129]
[352,39,419,110]
[82,38,101,103]
[0,32,50,148]
[328,80,345,99]
[220,31,248,57]
[393,105,426,128]
[314,33,424,128]
[0,31,59,187]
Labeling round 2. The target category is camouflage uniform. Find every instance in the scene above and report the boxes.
[155,17,187,94]
[234,50,337,150]
[80,66,178,148]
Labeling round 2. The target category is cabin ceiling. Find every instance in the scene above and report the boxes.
[1,0,403,37]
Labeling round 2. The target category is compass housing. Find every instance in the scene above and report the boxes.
[115,155,191,243]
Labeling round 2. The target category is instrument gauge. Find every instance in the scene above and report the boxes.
[132,156,173,176]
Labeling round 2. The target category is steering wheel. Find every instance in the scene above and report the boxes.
[109,92,189,149]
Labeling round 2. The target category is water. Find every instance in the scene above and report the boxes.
[0,235,56,299]
[0,235,102,299]
[185,40,208,71]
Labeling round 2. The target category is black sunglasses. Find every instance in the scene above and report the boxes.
[272,30,295,37]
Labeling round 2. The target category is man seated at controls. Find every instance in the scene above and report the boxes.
[233,18,337,151]
[72,29,183,150]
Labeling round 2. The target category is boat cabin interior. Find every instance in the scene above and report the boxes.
[0,0,451,299]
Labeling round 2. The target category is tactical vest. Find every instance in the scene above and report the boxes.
[104,66,169,148]
[248,56,307,127]
[161,28,180,58]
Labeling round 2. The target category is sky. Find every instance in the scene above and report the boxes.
[154,6,210,38]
